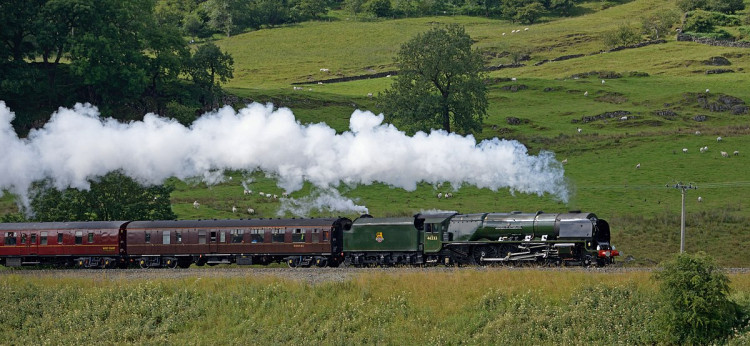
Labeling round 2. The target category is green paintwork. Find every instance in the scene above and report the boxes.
[345,217,419,252]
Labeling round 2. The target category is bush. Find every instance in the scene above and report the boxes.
[654,252,745,345]
[602,23,642,49]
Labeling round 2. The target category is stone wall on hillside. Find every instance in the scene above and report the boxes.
[677,33,750,48]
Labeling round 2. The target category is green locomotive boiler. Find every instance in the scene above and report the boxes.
[342,211,618,267]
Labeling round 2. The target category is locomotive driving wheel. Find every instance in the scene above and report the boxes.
[472,245,498,266]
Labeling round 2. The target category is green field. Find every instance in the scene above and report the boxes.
[1,268,748,344]
[3,0,750,266]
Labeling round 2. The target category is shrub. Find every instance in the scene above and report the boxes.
[602,23,642,49]
[654,252,745,345]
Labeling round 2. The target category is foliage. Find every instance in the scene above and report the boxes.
[367,0,393,17]
[654,252,745,344]
[602,23,642,49]
[677,0,744,14]
[188,43,235,107]
[28,171,176,221]
[513,1,546,24]
[640,9,679,39]
[380,24,488,135]
[684,9,717,33]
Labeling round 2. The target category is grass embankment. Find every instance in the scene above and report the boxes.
[1,269,748,344]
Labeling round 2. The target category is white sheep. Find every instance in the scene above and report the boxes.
[721,151,729,158]
[282,192,289,198]
[601,79,606,84]
[698,196,703,202]
[437,193,443,199]
[293,86,303,91]
[562,158,568,164]
[320,68,329,72]
[243,189,252,195]
[367,92,373,98]
[193,201,200,209]
[577,128,582,133]
[705,88,710,93]
[620,116,628,120]
[700,146,707,153]
[273,194,278,199]
[683,148,688,153]
[695,130,701,135]
[502,32,506,36]
[247,208,255,214]
[265,193,272,198]
[232,206,237,213]
[717,136,722,142]
[446,193,453,198]
[524,27,529,31]
[584,91,588,96]
[734,150,740,156]
[511,77,517,81]
[636,163,641,169]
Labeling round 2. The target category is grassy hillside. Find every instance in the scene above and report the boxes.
[2,0,749,266]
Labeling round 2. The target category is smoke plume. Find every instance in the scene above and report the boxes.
[0,101,569,213]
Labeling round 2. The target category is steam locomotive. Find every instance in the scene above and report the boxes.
[0,211,618,268]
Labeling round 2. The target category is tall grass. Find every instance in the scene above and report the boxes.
[1,269,746,344]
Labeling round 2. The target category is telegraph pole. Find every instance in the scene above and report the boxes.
[667,182,697,253]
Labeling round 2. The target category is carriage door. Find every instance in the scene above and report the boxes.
[209,230,218,253]
[23,232,39,255]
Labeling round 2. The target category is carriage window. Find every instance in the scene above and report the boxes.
[88,232,94,243]
[41,232,47,245]
[250,229,264,243]
[220,231,226,243]
[210,231,217,242]
[58,233,63,244]
[75,231,83,245]
[176,232,182,243]
[311,229,320,243]
[198,231,206,244]
[272,229,284,243]
[322,231,329,242]
[292,229,304,243]
[31,234,37,244]
[163,231,170,245]
[231,229,244,243]
[145,232,151,243]
[5,232,16,245]
[21,233,27,244]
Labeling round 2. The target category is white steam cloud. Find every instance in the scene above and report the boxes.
[0,101,569,213]
[277,188,369,217]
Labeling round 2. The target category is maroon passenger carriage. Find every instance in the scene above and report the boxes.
[0,218,352,268]
[0,221,126,268]
[124,218,351,268]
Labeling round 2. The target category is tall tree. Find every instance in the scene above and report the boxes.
[189,42,234,107]
[380,24,488,135]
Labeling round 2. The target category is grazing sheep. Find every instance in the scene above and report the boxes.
[437,193,443,199]
[636,163,641,169]
[721,151,729,158]
[386,74,391,78]
[700,146,707,153]
[577,128,582,133]
[705,88,710,93]
[717,136,722,142]
[317,81,323,85]
[695,130,701,135]
[282,192,289,198]
[273,194,278,199]
[562,158,568,164]
[698,196,703,202]
[244,189,252,195]
[524,27,529,31]
[446,193,453,198]
[511,77,517,81]
[193,201,200,209]
[584,91,588,96]
[734,150,739,156]
[320,68,329,72]
[683,148,688,153]
[247,208,255,214]
[620,116,628,120]
[502,32,506,36]
[232,206,237,213]
[601,79,606,84]
[367,92,373,98]
[293,86,303,91]
[265,193,272,198]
